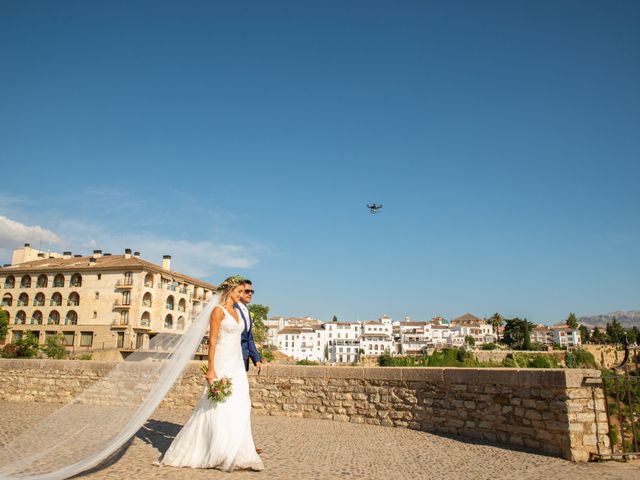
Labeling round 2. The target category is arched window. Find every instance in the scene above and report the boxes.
[31,310,43,325]
[53,274,65,288]
[20,275,31,288]
[1,293,12,307]
[164,314,173,329]
[15,310,26,325]
[18,293,29,307]
[177,316,185,330]
[70,273,82,287]
[4,275,15,289]
[144,273,154,288]
[65,310,78,326]
[178,298,186,312]
[37,274,48,288]
[68,292,80,306]
[142,292,152,307]
[34,292,45,306]
[141,311,151,327]
[48,310,60,325]
[50,292,62,306]
[166,296,174,310]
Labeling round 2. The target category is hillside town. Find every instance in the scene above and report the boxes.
[265,313,582,363]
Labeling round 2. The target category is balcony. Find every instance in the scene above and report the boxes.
[111,319,129,328]
[50,300,62,307]
[113,299,132,308]
[144,282,154,288]
[33,300,45,307]
[115,280,133,289]
[179,287,188,294]
[136,321,151,330]
[17,301,28,307]
[176,306,186,312]
[67,301,80,307]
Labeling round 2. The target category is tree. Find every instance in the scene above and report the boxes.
[0,309,9,342]
[489,313,503,342]
[332,315,338,322]
[464,335,475,347]
[247,304,269,345]
[626,326,639,345]
[579,325,591,344]
[606,319,626,345]
[566,312,579,330]
[591,326,607,344]
[502,317,534,350]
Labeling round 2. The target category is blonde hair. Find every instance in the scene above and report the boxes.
[217,275,245,305]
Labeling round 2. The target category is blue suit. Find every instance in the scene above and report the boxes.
[234,303,262,371]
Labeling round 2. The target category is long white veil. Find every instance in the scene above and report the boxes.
[0,294,219,480]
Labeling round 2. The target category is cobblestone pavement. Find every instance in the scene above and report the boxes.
[1,403,638,479]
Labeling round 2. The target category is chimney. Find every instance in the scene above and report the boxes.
[134,251,140,257]
[89,258,97,265]
[162,255,172,270]
[63,251,72,259]
[104,253,112,256]
[37,253,45,258]
[74,254,82,258]
[124,248,132,259]
[93,249,102,258]
[24,243,30,248]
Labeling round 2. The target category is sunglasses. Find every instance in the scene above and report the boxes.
[244,289,255,294]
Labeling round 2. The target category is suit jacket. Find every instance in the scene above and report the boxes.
[234,303,261,370]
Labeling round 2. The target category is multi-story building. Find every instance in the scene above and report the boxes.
[0,244,216,354]
[529,324,581,348]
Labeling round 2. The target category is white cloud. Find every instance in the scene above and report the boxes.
[0,215,62,249]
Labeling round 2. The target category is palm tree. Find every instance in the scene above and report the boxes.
[490,312,504,342]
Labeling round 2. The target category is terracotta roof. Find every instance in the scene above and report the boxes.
[450,313,484,325]
[0,254,217,290]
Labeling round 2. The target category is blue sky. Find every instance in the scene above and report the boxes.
[1,0,638,324]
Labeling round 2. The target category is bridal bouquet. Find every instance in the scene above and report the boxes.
[200,364,233,402]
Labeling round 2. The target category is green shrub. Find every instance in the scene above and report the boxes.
[0,344,18,358]
[296,359,319,365]
[565,349,597,369]
[14,331,40,358]
[77,353,93,360]
[480,343,498,350]
[43,333,67,359]
[608,424,619,446]
[260,349,274,362]
[529,355,556,369]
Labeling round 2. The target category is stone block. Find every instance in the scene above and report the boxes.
[326,367,364,380]
[401,368,444,383]
[363,368,402,381]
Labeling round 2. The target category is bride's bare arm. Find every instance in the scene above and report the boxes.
[207,306,224,383]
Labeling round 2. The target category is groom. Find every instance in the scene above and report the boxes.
[234,279,263,374]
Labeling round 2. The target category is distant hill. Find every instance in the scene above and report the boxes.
[576,310,640,329]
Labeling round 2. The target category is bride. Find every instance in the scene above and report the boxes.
[159,275,264,472]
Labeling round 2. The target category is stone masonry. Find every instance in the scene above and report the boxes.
[0,360,609,461]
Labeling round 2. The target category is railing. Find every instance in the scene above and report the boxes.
[69,282,81,288]
[139,320,151,328]
[1,302,12,307]
[50,300,62,306]
[3,283,14,289]
[53,282,64,288]
[20,283,31,288]
[142,301,152,307]
[179,287,188,294]
[113,300,131,307]
[33,300,45,306]
[167,285,177,291]
[64,319,78,325]
[111,319,129,327]
[144,282,154,288]
[177,306,185,312]
[166,304,174,310]
[36,283,47,288]
[67,301,79,306]
[17,301,28,307]
[115,280,133,288]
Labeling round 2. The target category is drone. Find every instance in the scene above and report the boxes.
[367,203,383,214]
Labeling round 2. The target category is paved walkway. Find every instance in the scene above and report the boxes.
[1,404,638,479]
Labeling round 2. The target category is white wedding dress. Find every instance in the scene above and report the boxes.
[159,305,264,471]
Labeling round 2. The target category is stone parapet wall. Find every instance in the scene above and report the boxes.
[0,360,608,462]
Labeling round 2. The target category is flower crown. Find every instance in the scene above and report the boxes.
[216,275,245,293]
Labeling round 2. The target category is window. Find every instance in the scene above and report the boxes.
[4,276,15,288]
[37,274,48,288]
[20,275,31,288]
[70,273,82,287]
[13,331,23,342]
[124,271,133,285]
[97,274,102,280]
[65,310,78,325]
[63,332,74,346]
[48,311,60,325]
[117,332,124,348]
[136,333,144,349]
[123,291,131,305]
[120,310,129,324]
[93,311,97,319]
[80,332,93,347]
[164,314,173,329]
[53,274,65,288]
[95,292,99,300]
